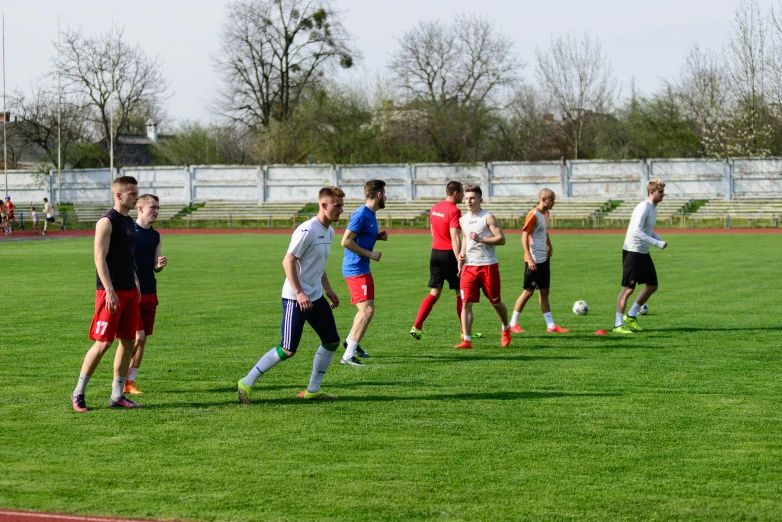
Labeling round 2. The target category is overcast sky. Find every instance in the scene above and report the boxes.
[2,0,749,125]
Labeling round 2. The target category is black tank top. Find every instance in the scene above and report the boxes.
[134,223,160,295]
[96,208,137,291]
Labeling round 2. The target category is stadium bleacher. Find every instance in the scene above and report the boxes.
[73,203,187,223]
[686,198,782,227]
[603,199,694,226]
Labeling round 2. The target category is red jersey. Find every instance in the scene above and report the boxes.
[430,201,461,250]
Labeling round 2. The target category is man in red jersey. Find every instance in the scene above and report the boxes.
[410,181,464,340]
[71,176,143,412]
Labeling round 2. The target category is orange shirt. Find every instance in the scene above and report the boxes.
[521,208,550,263]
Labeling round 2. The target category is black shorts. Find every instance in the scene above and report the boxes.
[523,259,551,290]
[46,217,55,223]
[428,249,460,290]
[279,296,340,353]
[622,250,658,288]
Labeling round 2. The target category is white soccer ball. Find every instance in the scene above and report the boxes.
[572,300,589,315]
[639,303,649,315]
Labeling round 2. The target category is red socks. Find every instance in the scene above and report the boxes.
[414,294,437,329]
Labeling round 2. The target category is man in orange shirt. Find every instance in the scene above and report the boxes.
[509,189,569,334]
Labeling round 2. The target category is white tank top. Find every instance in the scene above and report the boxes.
[461,209,498,266]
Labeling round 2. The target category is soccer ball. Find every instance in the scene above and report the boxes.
[639,303,649,315]
[572,300,589,315]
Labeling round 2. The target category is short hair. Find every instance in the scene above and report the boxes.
[31,206,36,211]
[446,181,463,196]
[648,178,666,194]
[463,184,482,197]
[138,194,160,207]
[319,186,346,200]
[43,198,49,202]
[540,188,555,199]
[364,180,386,199]
[112,176,138,192]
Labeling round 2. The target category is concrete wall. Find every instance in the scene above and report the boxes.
[4,158,782,203]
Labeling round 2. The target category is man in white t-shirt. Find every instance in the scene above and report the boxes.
[614,178,668,334]
[42,197,65,235]
[237,186,345,402]
[509,188,569,334]
[455,184,512,349]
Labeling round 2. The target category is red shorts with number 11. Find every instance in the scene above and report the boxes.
[460,264,502,304]
[345,273,375,304]
[89,289,140,342]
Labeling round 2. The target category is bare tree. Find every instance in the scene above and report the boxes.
[214,0,358,130]
[388,14,520,161]
[492,84,556,160]
[54,27,168,160]
[7,85,91,168]
[389,14,519,106]
[535,32,617,159]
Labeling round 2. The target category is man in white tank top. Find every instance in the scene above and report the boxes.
[455,185,512,349]
[509,189,570,334]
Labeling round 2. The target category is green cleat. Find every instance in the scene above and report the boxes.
[297,389,338,400]
[612,325,634,334]
[623,314,643,331]
[473,332,483,339]
[410,327,423,340]
[237,380,253,404]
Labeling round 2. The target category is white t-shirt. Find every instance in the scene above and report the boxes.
[44,202,54,218]
[623,200,665,254]
[460,209,498,266]
[522,208,549,264]
[31,210,38,222]
[281,217,335,301]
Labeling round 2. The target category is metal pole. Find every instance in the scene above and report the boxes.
[57,15,62,204]
[3,15,7,198]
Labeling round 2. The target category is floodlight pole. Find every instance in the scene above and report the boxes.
[57,14,62,204]
[3,14,7,199]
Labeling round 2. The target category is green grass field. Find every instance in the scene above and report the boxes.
[2,232,782,521]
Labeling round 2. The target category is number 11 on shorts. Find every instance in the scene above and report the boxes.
[94,321,109,336]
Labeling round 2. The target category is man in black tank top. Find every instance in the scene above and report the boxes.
[71,176,143,412]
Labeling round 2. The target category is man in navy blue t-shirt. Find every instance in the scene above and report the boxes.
[340,180,388,366]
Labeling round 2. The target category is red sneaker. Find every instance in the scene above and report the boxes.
[547,325,570,333]
[509,324,525,334]
[454,340,473,349]
[501,329,512,347]
[71,394,88,413]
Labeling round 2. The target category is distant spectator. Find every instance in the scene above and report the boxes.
[0,200,9,236]
[42,197,65,235]
[31,206,40,233]
[5,196,21,231]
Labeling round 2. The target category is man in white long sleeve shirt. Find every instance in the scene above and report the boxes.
[614,178,668,334]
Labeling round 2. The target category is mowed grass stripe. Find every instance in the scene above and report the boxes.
[1,233,782,521]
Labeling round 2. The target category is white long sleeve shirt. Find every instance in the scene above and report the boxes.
[623,200,665,254]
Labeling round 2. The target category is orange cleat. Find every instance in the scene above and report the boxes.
[454,340,473,349]
[509,324,525,334]
[501,328,512,347]
[547,325,570,333]
[124,381,144,395]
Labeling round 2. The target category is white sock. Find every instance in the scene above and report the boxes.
[73,374,91,396]
[463,335,472,342]
[510,311,520,327]
[111,376,126,401]
[127,367,139,381]
[308,345,336,393]
[615,312,624,328]
[502,323,510,330]
[628,303,642,318]
[543,312,555,329]
[242,347,284,387]
[343,339,358,360]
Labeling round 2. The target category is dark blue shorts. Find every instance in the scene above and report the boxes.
[280,296,340,353]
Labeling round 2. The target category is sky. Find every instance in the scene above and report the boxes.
[1,0,749,125]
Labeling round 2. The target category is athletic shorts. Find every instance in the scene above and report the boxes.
[428,249,460,290]
[46,217,55,223]
[136,293,159,335]
[523,259,551,290]
[345,273,374,304]
[89,289,140,342]
[622,250,658,288]
[280,296,340,353]
[460,263,502,304]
